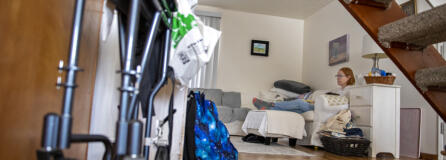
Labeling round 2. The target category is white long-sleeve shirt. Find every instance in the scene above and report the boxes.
[329,85,352,98]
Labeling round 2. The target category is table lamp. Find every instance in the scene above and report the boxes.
[362,35,388,75]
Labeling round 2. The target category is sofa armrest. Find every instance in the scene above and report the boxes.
[232,107,251,121]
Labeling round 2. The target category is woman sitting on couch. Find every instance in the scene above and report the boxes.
[253,67,355,113]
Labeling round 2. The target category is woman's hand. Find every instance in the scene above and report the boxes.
[305,100,314,104]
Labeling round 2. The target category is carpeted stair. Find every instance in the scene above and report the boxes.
[415,66,446,92]
[378,3,446,49]
[343,0,393,9]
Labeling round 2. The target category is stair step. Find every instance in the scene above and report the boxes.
[343,0,393,9]
[415,66,446,92]
[428,86,446,92]
[378,3,446,49]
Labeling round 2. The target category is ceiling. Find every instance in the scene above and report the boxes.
[197,0,334,19]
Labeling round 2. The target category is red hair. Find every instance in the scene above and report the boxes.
[340,67,355,85]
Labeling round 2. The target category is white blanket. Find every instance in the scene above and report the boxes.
[242,110,306,139]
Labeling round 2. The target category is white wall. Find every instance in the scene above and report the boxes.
[302,1,438,154]
[197,6,305,109]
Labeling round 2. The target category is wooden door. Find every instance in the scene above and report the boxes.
[0,0,103,159]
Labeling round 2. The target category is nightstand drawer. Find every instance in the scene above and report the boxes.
[350,107,372,126]
[350,87,372,106]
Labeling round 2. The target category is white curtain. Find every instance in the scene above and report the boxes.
[188,15,221,89]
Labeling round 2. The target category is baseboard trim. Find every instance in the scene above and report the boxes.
[420,152,438,160]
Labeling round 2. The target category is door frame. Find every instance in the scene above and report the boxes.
[438,116,444,160]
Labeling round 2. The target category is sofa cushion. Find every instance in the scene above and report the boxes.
[203,89,223,106]
[232,107,251,121]
[216,106,233,123]
[222,92,241,108]
[274,80,312,94]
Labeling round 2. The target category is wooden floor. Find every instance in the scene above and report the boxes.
[238,142,419,160]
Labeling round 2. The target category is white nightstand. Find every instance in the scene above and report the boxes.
[349,84,400,158]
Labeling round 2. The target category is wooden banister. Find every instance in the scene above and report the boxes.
[338,0,446,120]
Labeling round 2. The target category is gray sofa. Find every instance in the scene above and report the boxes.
[192,88,251,135]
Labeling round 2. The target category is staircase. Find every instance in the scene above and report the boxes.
[378,3,446,50]
[344,0,393,9]
[339,0,446,121]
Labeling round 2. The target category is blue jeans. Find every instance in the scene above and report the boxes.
[272,99,314,114]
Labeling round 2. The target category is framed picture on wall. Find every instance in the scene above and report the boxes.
[251,40,269,57]
[401,0,417,16]
[329,34,349,66]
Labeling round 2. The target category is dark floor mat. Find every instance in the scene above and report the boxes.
[242,134,265,144]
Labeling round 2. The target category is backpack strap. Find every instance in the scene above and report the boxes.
[166,67,175,156]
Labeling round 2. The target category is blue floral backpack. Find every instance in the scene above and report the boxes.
[183,92,238,160]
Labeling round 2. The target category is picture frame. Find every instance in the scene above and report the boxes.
[329,34,349,66]
[251,40,269,57]
[401,0,417,16]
